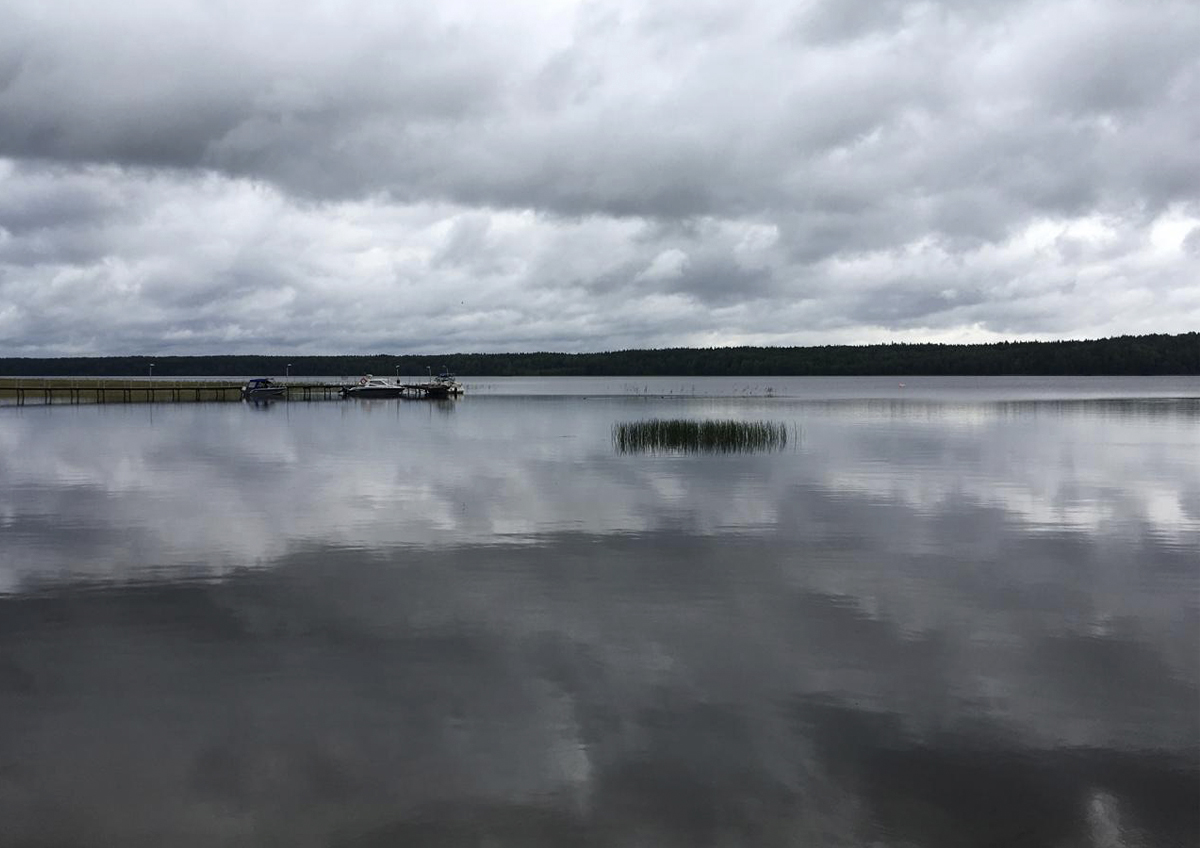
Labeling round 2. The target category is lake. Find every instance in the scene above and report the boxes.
[1,376,1197,847]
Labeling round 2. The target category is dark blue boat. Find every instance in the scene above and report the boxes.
[241,377,287,400]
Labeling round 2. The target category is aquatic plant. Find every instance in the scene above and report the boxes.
[612,418,789,454]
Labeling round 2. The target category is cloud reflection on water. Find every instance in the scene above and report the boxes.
[1,535,1196,846]
[2,395,1197,575]
[0,388,1196,845]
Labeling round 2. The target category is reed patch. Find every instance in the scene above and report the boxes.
[613,418,789,454]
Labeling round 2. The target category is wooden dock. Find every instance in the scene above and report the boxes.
[1,381,351,406]
[397,382,461,399]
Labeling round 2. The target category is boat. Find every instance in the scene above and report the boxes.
[340,375,405,398]
[241,377,287,400]
[394,370,465,398]
[425,371,464,397]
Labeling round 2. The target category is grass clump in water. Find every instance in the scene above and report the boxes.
[613,418,788,454]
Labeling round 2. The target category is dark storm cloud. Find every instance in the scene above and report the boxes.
[1183,226,1200,257]
[664,257,775,307]
[0,4,507,176]
[851,283,984,326]
[3,0,1195,221]
[0,0,1197,353]
[0,165,121,236]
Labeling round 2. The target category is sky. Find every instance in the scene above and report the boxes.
[0,0,1197,356]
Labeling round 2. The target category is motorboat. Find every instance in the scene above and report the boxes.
[241,377,287,400]
[425,372,464,397]
[341,375,405,398]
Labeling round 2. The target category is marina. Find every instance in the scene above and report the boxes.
[0,376,464,405]
[340,372,464,399]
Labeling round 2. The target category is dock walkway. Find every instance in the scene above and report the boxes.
[2,381,350,405]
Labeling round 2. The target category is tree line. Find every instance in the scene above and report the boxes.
[0,333,1195,377]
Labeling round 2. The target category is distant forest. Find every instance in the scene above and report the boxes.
[1,333,1196,377]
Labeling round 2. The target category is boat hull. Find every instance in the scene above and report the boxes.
[241,388,286,400]
[341,386,405,398]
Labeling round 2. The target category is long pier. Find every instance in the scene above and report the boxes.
[2,382,350,406]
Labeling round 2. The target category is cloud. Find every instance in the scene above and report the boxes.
[1184,226,1200,257]
[635,248,688,282]
[0,0,1197,354]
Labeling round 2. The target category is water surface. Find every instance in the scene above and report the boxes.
[1,377,1197,846]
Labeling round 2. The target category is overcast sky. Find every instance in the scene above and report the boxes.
[0,0,1197,355]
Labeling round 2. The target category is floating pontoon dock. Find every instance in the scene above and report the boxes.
[0,380,459,405]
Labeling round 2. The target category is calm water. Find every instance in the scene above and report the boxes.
[1,377,1197,847]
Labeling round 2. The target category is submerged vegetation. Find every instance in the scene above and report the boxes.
[613,419,790,454]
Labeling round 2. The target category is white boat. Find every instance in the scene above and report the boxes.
[396,370,464,398]
[427,372,464,396]
[341,375,404,398]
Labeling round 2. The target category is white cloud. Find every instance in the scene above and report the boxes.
[635,248,689,282]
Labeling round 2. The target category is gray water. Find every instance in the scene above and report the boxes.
[1,377,1198,847]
